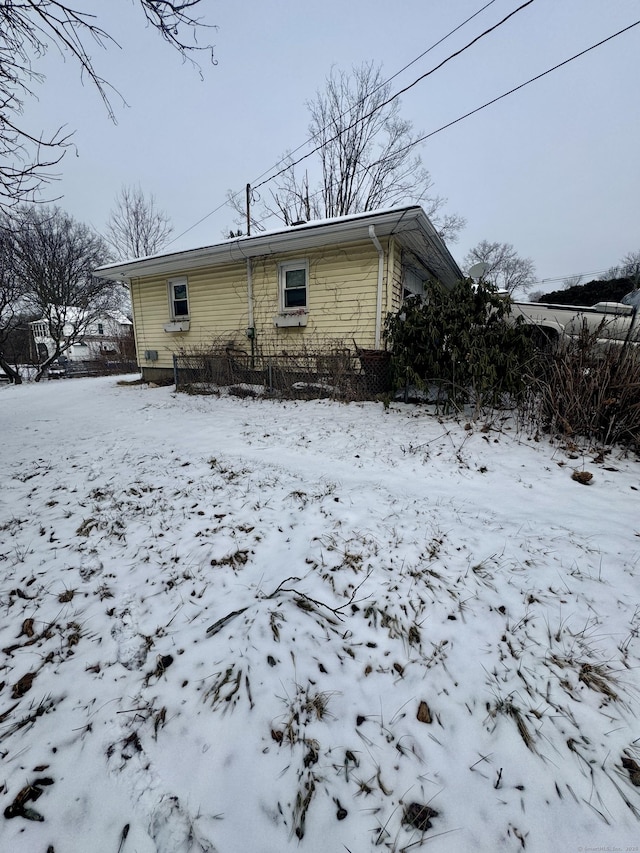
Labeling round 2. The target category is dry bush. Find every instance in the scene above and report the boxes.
[524,324,640,450]
[174,337,387,401]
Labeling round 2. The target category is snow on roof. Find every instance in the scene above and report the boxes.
[96,205,463,288]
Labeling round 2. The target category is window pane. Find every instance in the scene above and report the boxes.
[285,269,306,290]
[284,267,306,308]
[284,287,306,308]
[171,280,189,317]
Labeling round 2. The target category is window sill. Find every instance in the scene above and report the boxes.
[273,313,308,328]
[164,320,190,332]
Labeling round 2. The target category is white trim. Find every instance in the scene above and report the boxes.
[369,226,384,350]
[168,276,189,321]
[96,206,463,292]
[164,321,190,332]
[273,313,308,328]
[278,259,309,313]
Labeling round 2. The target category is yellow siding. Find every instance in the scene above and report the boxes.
[131,238,393,368]
[390,240,404,314]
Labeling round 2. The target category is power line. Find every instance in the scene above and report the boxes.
[167,0,503,245]
[397,19,640,153]
[250,18,640,234]
[532,267,614,287]
[171,14,640,247]
[236,1,501,200]
[252,0,536,192]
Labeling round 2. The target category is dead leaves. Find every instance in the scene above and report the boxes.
[417,700,432,724]
[12,671,37,698]
[402,802,439,832]
[621,755,640,786]
[4,777,54,821]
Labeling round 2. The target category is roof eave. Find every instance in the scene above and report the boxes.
[96,206,462,285]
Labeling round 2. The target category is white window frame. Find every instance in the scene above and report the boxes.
[168,276,189,320]
[278,260,308,313]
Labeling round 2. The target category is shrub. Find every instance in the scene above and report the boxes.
[526,323,640,451]
[384,279,535,412]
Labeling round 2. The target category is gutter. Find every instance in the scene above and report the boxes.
[369,225,384,349]
[96,207,430,282]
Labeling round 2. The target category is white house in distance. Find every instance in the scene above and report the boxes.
[30,311,133,363]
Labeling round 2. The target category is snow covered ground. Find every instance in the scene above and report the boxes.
[1,376,640,853]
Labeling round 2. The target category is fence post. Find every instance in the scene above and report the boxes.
[173,354,178,389]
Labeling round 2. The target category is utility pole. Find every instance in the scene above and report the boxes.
[246,184,251,236]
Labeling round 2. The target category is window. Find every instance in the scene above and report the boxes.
[402,269,426,300]
[168,277,189,319]
[97,323,104,335]
[279,261,308,311]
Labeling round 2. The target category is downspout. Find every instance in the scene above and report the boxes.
[246,258,255,366]
[369,225,384,349]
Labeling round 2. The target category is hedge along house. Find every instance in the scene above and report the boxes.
[96,205,463,384]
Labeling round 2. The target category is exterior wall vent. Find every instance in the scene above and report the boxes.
[144,350,158,361]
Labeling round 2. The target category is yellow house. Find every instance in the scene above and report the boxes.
[96,206,462,383]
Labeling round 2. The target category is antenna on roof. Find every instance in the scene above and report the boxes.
[246,184,251,236]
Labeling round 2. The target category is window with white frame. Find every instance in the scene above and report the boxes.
[168,277,189,319]
[278,260,308,311]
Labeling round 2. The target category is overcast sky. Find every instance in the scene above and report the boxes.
[21,0,640,289]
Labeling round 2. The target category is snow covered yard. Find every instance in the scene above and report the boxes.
[1,376,640,853]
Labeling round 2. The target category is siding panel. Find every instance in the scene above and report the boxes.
[132,238,393,368]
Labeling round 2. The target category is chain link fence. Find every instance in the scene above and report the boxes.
[174,347,392,400]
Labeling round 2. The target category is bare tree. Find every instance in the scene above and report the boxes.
[600,251,640,287]
[562,274,583,289]
[106,186,173,260]
[229,62,465,241]
[464,240,536,296]
[11,206,116,380]
[0,219,28,383]
[620,251,640,287]
[0,1,215,210]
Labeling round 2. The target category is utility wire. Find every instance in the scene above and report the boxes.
[252,17,640,231]
[252,0,536,192]
[243,0,500,189]
[531,267,614,286]
[390,18,640,155]
[170,14,639,247]
[167,0,503,246]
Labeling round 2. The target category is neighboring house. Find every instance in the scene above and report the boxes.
[96,206,463,382]
[30,311,133,363]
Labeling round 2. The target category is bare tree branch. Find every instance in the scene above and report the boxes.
[9,205,117,379]
[464,240,536,296]
[0,1,216,210]
[229,62,465,242]
[105,185,173,259]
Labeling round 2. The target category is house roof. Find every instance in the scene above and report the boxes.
[29,309,133,327]
[96,206,464,290]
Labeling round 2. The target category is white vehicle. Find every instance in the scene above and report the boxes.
[510,292,639,347]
